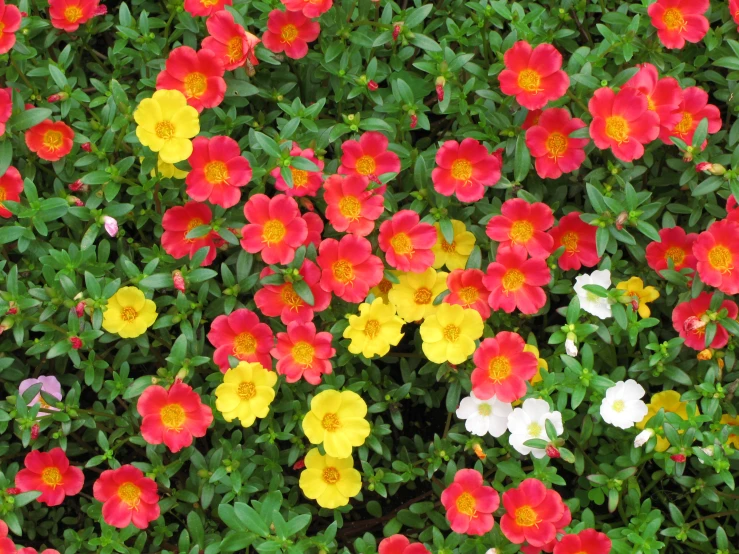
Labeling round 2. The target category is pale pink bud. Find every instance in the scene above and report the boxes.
[103,215,118,237]
[75,302,85,317]
[173,270,186,293]
[634,429,654,448]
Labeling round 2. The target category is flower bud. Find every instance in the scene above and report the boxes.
[67,195,84,207]
[410,114,417,129]
[684,316,706,334]
[103,215,118,237]
[75,301,85,318]
[634,428,654,447]
[367,80,379,91]
[7,305,17,315]
[392,23,402,41]
[81,142,92,153]
[173,270,186,293]
[299,197,315,212]
[615,211,628,231]
[69,179,85,192]
[696,162,712,173]
[69,336,82,349]
[472,443,486,460]
[47,93,62,103]
[545,444,561,458]
[697,349,713,361]
[95,4,108,15]
[293,458,305,470]
[5,487,20,495]
[670,453,686,463]
[31,423,39,440]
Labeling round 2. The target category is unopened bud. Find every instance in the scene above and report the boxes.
[31,423,39,440]
[81,142,92,152]
[634,428,654,447]
[103,215,118,237]
[697,349,713,361]
[473,443,486,460]
[299,197,315,212]
[245,60,256,78]
[75,301,85,318]
[19,11,27,17]
[69,336,82,349]
[545,444,561,458]
[435,76,445,102]
[615,211,628,231]
[565,337,578,357]
[69,179,85,192]
[47,94,62,103]
[367,80,379,91]
[173,270,186,293]
[293,458,305,470]
[7,305,17,316]
[410,114,417,129]
[670,453,686,463]
[68,195,84,207]
[5,487,20,495]
[696,162,712,172]
[95,4,107,15]
[392,23,402,41]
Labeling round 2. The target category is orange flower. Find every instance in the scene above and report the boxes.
[25,120,75,162]
[49,0,98,32]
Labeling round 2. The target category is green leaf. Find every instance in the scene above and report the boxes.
[233,502,269,537]
[254,132,283,158]
[439,218,454,245]
[8,108,52,131]
[514,134,531,182]
[292,279,314,306]
[0,141,12,176]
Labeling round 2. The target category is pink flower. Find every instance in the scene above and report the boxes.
[378,210,437,273]
[271,321,335,385]
[440,469,499,535]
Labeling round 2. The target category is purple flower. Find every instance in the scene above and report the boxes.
[18,376,62,416]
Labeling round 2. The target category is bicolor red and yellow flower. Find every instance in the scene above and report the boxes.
[693,219,739,294]
[486,198,554,259]
[444,268,491,319]
[156,46,226,112]
[645,226,698,276]
[323,174,384,236]
[184,0,231,17]
[672,292,738,350]
[202,10,260,71]
[440,469,499,535]
[660,86,721,146]
[525,108,588,179]
[0,166,23,218]
[0,0,21,55]
[500,478,566,547]
[648,0,709,50]
[379,210,437,273]
[549,212,600,271]
[483,245,550,315]
[338,131,400,188]
[49,0,98,32]
[161,201,224,266]
[262,10,320,60]
[255,261,331,324]
[25,120,74,162]
[271,145,324,196]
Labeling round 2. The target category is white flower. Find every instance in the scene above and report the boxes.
[574,269,612,319]
[600,379,648,429]
[565,337,578,356]
[507,398,563,458]
[456,392,512,437]
[103,215,119,237]
[634,428,654,447]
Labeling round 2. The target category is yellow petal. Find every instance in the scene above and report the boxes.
[302,412,326,445]
[336,468,362,498]
[172,106,201,138]
[136,128,165,151]
[159,137,193,164]
[339,417,370,447]
[323,432,352,458]
[311,390,343,417]
[337,392,367,419]
[316,486,349,509]
[154,89,188,119]
[422,340,448,363]
[304,448,326,469]
[134,98,163,126]
[299,468,328,500]
[215,385,241,413]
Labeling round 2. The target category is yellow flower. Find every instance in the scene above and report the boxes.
[343,298,404,359]
[637,391,694,452]
[134,90,200,164]
[155,156,189,179]
[616,277,659,318]
[388,268,448,322]
[524,344,548,385]
[369,271,400,303]
[102,287,157,339]
[432,220,476,271]
[720,414,739,449]
[419,304,483,364]
[298,448,362,509]
[302,390,371,458]
[215,362,277,427]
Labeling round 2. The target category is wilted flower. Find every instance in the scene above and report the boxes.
[102,215,118,237]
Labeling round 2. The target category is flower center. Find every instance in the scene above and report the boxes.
[477,403,492,416]
[413,287,433,305]
[527,422,542,436]
[233,332,257,356]
[41,467,63,487]
[200,0,219,5]
[0,188,6,202]
[184,72,207,99]
[155,121,175,140]
[185,217,205,242]
[488,355,512,382]
[64,5,83,23]
[118,482,141,508]
[450,159,473,181]
[42,130,64,150]
[663,7,686,31]
[280,284,304,309]
[322,467,340,484]
[443,324,460,342]
[237,381,256,400]
[708,245,733,273]
[517,69,542,93]
[458,286,479,305]
[612,399,625,413]
[546,132,568,159]
[390,232,414,255]
[605,116,629,144]
[120,306,138,322]
[365,319,380,338]
[339,195,362,220]
[515,505,540,527]
[281,24,299,43]
[160,403,186,430]
[455,492,477,517]
[378,279,393,294]
[227,36,244,62]
[321,413,340,431]
[665,246,685,266]
[292,341,315,366]
[262,220,286,244]
[441,238,457,253]
[291,168,309,187]
[204,161,229,184]
[355,155,376,176]
[502,269,525,293]
[561,231,579,253]
[647,95,656,111]
[332,260,355,283]
[674,112,693,136]
[510,220,534,244]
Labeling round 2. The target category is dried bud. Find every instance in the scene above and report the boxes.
[410,114,418,129]
[718,358,725,370]
[392,23,402,41]
[75,301,85,317]
[545,444,561,458]
[69,179,85,192]
[682,151,693,163]
[69,336,83,350]
[670,453,686,463]
[19,11,27,17]
[292,458,305,470]
[634,428,654,448]
[367,80,379,91]
[299,197,315,212]
[81,142,92,153]
[95,4,107,15]
[5,487,20,495]
[31,423,39,440]
[472,443,486,460]
[173,270,186,293]
[683,316,707,334]
[245,60,256,78]
[102,215,118,237]
[435,76,445,102]
[615,211,629,231]
[697,349,713,361]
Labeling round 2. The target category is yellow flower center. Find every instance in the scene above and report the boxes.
[322,467,340,484]
[291,168,309,187]
[647,95,656,111]
[488,355,512,382]
[612,399,625,413]
[120,306,138,322]
[674,112,693,136]
[413,287,433,305]
[515,505,540,527]
[663,7,686,31]
[365,319,380,339]
[665,246,686,266]
[155,121,175,140]
[708,245,733,273]
[118,482,141,508]
[184,217,205,242]
[233,332,257,356]
[0,188,6,202]
[160,403,186,430]
[450,159,473,181]
[339,196,362,220]
[390,232,414,255]
[321,413,341,431]
[281,24,299,44]
[355,155,376,176]
[0,22,4,33]
[41,467,63,487]
[510,220,534,244]
[262,220,286,244]
[332,260,355,283]
[502,269,525,293]
[561,231,579,253]
[527,422,542,436]
[546,132,568,159]
[291,341,315,366]
[517,69,542,93]
[477,403,492,416]
[42,130,64,151]
[64,5,83,23]
[377,278,392,294]
[184,72,208,99]
[204,161,229,184]
[455,492,477,517]
[280,284,304,310]
[238,381,256,400]
[605,116,629,144]
[39,397,50,409]
[227,37,243,63]
[443,324,460,342]
[440,238,457,253]
[458,286,479,305]
[200,0,219,5]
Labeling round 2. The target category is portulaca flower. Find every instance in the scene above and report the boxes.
[634,428,654,447]
[507,398,563,458]
[574,269,612,319]
[456,392,512,437]
[600,379,648,429]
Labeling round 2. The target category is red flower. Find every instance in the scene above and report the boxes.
[444,269,491,319]
[0,87,11,137]
[732,0,739,27]
[316,234,384,302]
[0,520,14,554]
[183,0,231,17]
[156,46,226,112]
[0,0,21,54]
[648,0,709,50]
[378,535,431,554]
[486,198,554,258]
[624,63,682,133]
[241,194,308,265]
[645,226,698,276]
[262,10,320,60]
[430,138,501,202]
[471,331,538,402]
[203,10,260,71]
[553,529,612,554]
[25,120,75,162]
[255,260,331,324]
[93,465,160,529]
[137,382,213,452]
[271,145,324,196]
[378,210,437,273]
[323,174,384,236]
[525,108,588,179]
[500,479,566,547]
[0,166,23,218]
[498,41,569,110]
[659,86,721,146]
[338,131,400,190]
[522,109,542,130]
[15,448,84,506]
[208,308,274,371]
[18,549,60,554]
[186,136,252,208]
[522,506,573,553]
[49,0,98,32]
[161,202,223,266]
[588,87,659,162]
[483,246,550,314]
[693,219,739,294]
[282,0,332,18]
[440,469,499,535]
[549,212,599,271]
[302,211,323,247]
[271,321,335,385]
[672,292,738,350]
[727,195,739,224]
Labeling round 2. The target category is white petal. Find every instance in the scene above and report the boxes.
[522,398,551,421]
[491,398,513,418]
[543,411,564,435]
[456,396,478,419]
[488,415,509,438]
[622,379,645,400]
[507,409,530,434]
[508,433,531,456]
[465,415,489,437]
[590,269,611,287]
